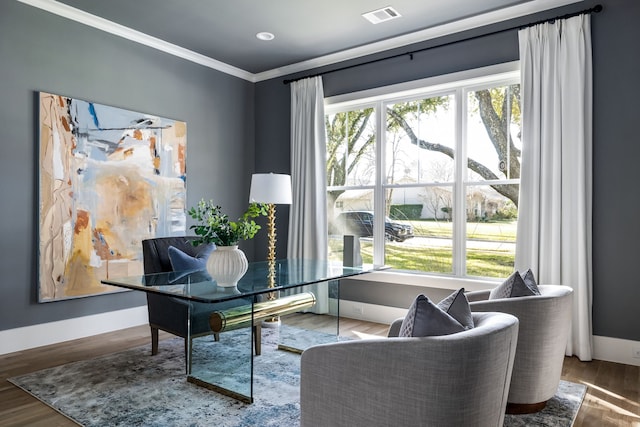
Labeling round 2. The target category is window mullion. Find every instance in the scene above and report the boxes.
[453,88,467,276]
[373,101,386,267]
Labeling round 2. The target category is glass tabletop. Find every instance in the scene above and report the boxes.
[101,259,375,303]
[101,258,379,403]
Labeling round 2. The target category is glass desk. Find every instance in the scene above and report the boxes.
[102,259,375,403]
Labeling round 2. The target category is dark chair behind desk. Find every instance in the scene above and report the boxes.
[142,237,261,372]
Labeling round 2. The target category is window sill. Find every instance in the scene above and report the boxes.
[350,269,499,292]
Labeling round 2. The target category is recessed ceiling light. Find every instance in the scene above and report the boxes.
[362,6,402,24]
[256,32,275,41]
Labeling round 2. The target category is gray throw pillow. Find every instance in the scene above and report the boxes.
[168,244,215,271]
[489,270,537,299]
[520,268,541,295]
[437,288,474,330]
[398,293,468,337]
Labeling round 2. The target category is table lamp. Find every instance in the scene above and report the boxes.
[249,173,292,296]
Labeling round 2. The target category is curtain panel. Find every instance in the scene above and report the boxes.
[288,77,329,313]
[516,15,593,360]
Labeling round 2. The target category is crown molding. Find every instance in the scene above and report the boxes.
[17,0,255,82]
[18,0,582,84]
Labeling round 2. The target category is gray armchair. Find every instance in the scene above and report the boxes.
[466,284,573,414]
[141,237,261,370]
[300,312,519,427]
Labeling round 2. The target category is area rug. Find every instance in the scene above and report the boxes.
[9,326,585,427]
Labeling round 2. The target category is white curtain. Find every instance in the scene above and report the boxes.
[287,76,329,313]
[516,15,593,360]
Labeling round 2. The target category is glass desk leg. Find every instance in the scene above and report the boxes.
[186,302,255,404]
[277,281,343,353]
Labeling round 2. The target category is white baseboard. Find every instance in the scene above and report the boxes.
[338,300,407,325]
[593,335,640,367]
[338,300,640,367]
[4,304,639,367]
[0,306,148,355]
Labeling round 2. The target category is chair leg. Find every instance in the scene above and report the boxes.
[253,323,262,356]
[151,326,159,355]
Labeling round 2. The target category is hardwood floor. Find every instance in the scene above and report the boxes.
[563,356,640,426]
[1,318,638,426]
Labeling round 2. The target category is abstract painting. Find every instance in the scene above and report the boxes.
[38,92,187,302]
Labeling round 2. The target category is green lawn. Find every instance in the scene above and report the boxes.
[329,220,516,278]
[409,219,517,242]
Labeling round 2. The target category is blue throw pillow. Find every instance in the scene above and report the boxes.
[168,243,215,271]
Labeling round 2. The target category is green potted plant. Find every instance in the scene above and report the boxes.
[188,199,267,247]
[188,199,267,287]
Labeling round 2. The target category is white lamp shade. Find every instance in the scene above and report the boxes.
[249,173,292,205]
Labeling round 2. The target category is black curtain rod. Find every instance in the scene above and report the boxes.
[283,4,602,85]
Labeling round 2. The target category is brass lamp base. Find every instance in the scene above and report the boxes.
[265,202,279,327]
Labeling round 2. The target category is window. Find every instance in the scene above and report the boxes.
[326,64,521,279]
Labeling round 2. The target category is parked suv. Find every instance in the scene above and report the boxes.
[331,211,415,242]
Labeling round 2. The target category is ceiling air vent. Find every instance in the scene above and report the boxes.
[362,6,402,24]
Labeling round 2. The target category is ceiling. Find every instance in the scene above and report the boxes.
[22,0,582,81]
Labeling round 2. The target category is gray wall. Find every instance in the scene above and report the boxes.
[0,2,255,330]
[3,0,639,345]
[255,0,640,342]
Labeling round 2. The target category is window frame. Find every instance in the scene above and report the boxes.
[325,61,521,278]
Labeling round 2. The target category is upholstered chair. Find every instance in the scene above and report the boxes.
[466,284,573,414]
[141,237,261,371]
[300,312,519,427]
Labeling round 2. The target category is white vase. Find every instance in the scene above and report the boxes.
[206,245,248,287]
